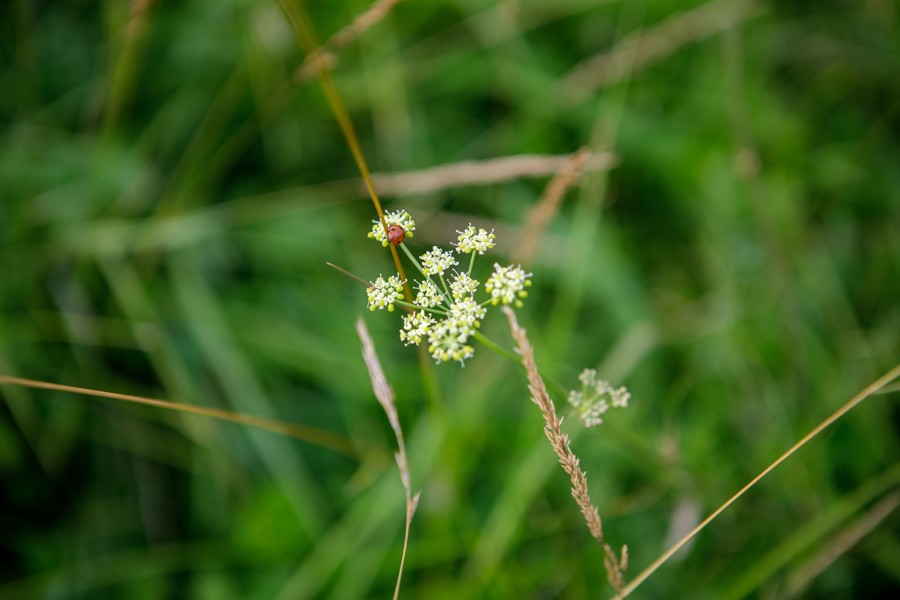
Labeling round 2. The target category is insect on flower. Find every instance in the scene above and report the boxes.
[368,210,415,247]
[387,224,406,245]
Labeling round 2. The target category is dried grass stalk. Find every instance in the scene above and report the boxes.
[296,0,402,81]
[369,151,616,196]
[619,362,900,598]
[0,375,356,455]
[355,317,420,600]
[502,307,627,593]
[513,147,590,265]
[563,0,763,101]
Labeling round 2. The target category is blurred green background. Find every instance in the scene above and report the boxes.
[2,0,899,598]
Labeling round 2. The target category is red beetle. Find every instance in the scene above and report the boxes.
[387,224,406,245]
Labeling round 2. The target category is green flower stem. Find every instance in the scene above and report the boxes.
[472,330,567,399]
[395,299,447,316]
[416,344,447,421]
[467,251,476,275]
[438,274,452,301]
[472,330,519,363]
[398,242,426,278]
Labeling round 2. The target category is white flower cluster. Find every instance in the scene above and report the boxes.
[364,213,533,365]
[454,225,496,254]
[414,280,442,308]
[567,368,631,427]
[399,311,435,346]
[366,275,405,312]
[449,271,478,299]
[485,264,532,307]
[420,247,458,276]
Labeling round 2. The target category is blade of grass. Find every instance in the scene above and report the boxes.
[169,257,329,535]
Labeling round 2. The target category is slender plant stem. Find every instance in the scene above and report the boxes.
[472,330,521,363]
[616,362,900,598]
[398,243,425,277]
[276,0,411,300]
[0,375,358,456]
[395,300,447,316]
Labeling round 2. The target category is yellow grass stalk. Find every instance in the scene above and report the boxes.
[617,362,900,598]
[278,0,411,302]
[0,375,357,456]
[502,307,627,593]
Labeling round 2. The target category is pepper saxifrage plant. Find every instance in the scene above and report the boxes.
[365,209,629,429]
[365,209,532,366]
[363,209,634,593]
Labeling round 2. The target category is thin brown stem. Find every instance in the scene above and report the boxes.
[369,151,616,196]
[513,147,590,265]
[0,375,358,457]
[563,0,764,102]
[295,0,403,82]
[616,362,900,598]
